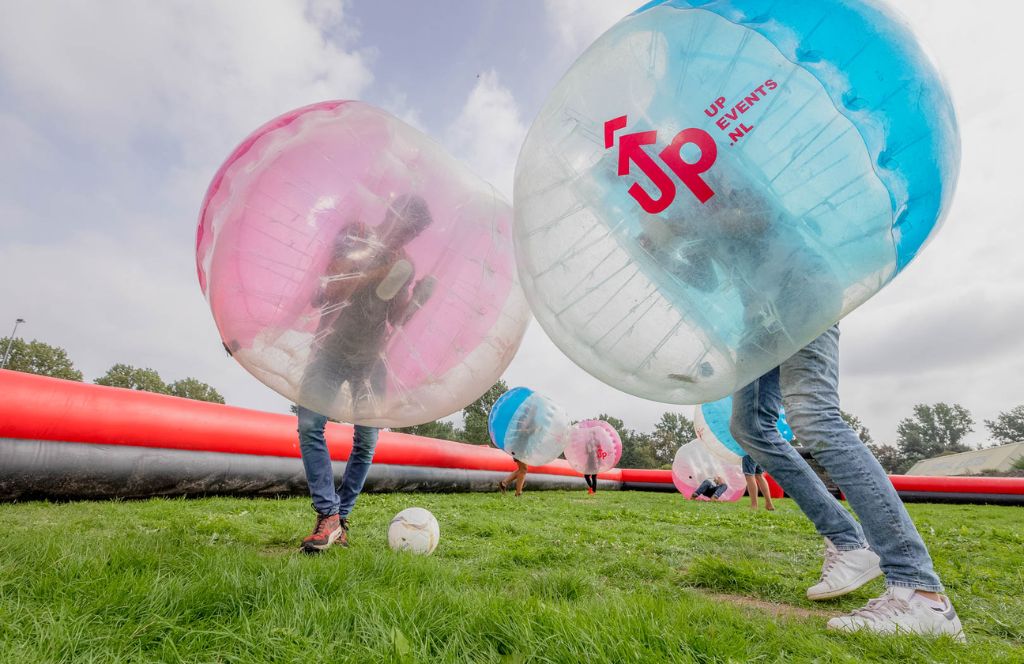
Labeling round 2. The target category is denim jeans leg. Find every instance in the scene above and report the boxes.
[691,479,713,499]
[297,405,341,516]
[730,365,866,549]
[781,325,943,592]
[337,425,379,518]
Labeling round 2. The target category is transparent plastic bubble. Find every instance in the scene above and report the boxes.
[514,0,959,405]
[564,419,623,474]
[671,438,746,502]
[488,387,571,465]
[197,101,530,426]
[695,396,794,459]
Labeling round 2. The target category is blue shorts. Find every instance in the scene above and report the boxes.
[742,455,763,476]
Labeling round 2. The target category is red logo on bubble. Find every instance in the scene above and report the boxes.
[604,115,718,213]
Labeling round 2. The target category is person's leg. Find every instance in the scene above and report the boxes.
[296,405,345,552]
[336,425,380,522]
[745,475,759,509]
[730,365,866,548]
[780,325,943,593]
[514,461,528,496]
[691,479,713,500]
[755,474,775,511]
[590,475,598,493]
[297,406,340,516]
[742,455,759,509]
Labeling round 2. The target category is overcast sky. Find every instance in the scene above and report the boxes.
[1,1,1021,447]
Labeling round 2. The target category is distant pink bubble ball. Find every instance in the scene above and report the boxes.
[671,439,746,502]
[196,101,531,427]
[563,419,622,474]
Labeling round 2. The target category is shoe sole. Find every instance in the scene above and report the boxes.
[827,620,967,643]
[807,566,883,600]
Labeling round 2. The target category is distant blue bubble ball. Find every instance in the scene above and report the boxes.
[487,387,571,465]
[696,395,793,457]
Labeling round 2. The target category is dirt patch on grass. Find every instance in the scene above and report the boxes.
[692,589,840,620]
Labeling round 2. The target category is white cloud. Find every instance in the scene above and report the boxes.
[0,1,372,415]
[0,1,373,170]
[445,70,528,199]
[542,0,638,60]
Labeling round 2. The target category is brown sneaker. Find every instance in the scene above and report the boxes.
[301,513,347,553]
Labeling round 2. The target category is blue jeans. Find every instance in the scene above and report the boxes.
[296,405,379,518]
[691,479,727,500]
[729,325,943,592]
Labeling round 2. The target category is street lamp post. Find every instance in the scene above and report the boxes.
[1,318,26,369]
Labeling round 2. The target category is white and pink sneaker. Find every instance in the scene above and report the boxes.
[807,539,882,600]
[827,586,966,642]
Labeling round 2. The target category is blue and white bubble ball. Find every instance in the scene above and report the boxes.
[694,396,793,460]
[514,0,959,404]
[487,387,571,465]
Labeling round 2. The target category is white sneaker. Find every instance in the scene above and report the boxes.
[827,586,966,642]
[806,539,882,600]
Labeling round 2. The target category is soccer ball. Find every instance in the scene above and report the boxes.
[387,507,440,555]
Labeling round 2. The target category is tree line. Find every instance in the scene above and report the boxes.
[1,336,224,403]
[5,336,1023,471]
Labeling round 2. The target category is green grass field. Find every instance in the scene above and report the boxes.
[1,491,1021,663]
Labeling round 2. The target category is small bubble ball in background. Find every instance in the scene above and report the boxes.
[197,101,530,427]
[564,419,623,474]
[488,387,572,465]
[672,439,746,502]
[513,0,959,405]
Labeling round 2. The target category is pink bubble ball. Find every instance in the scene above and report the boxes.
[197,101,531,427]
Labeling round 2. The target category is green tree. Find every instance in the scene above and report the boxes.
[1,337,83,381]
[597,413,659,469]
[651,411,696,466]
[287,404,339,423]
[867,443,907,474]
[985,405,1024,444]
[168,377,225,404]
[95,364,169,394]
[461,379,509,445]
[896,403,974,470]
[840,410,873,446]
[393,419,464,442]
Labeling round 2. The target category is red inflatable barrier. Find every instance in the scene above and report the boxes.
[1,370,1021,504]
[889,475,1024,494]
[0,370,617,480]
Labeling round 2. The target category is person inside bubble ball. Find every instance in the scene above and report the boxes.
[647,176,963,638]
[582,429,600,495]
[690,475,728,501]
[646,177,843,385]
[716,208,966,638]
[295,193,435,554]
[498,400,545,497]
[741,455,775,512]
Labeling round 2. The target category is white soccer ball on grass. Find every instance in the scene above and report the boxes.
[387,507,440,555]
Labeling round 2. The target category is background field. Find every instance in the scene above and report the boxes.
[0,491,1021,663]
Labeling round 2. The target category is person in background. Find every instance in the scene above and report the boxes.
[583,428,601,495]
[742,455,776,511]
[498,458,529,497]
[690,475,728,501]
